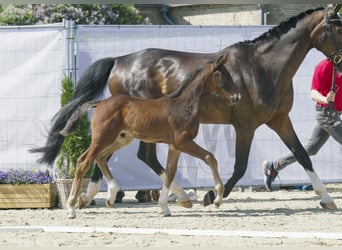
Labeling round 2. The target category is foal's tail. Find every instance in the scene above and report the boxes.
[29,57,115,165]
[59,101,99,137]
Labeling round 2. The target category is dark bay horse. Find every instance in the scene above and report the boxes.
[61,56,240,218]
[32,5,342,210]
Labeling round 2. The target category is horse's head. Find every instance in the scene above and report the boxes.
[209,55,241,105]
[312,4,342,71]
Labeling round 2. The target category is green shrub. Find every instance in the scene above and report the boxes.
[56,76,93,178]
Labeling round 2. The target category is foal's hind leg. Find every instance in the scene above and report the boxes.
[95,153,120,208]
[79,132,134,208]
[79,165,103,208]
[67,147,98,218]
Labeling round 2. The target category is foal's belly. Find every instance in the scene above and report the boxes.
[130,130,172,144]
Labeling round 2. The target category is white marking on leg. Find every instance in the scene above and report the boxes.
[158,184,171,216]
[306,170,336,209]
[106,178,119,207]
[67,204,76,219]
[79,180,102,207]
[160,172,190,204]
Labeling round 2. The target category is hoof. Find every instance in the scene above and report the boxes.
[67,208,76,219]
[106,200,113,208]
[160,206,172,217]
[177,200,193,208]
[214,199,222,209]
[203,190,215,206]
[78,195,87,209]
[320,201,337,210]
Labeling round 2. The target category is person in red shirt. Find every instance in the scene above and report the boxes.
[263,58,342,191]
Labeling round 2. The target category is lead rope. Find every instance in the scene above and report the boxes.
[327,61,340,126]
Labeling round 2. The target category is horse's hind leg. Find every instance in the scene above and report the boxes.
[138,142,190,207]
[79,131,134,208]
[176,140,224,208]
[158,145,181,216]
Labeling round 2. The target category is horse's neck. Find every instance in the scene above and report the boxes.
[255,11,322,83]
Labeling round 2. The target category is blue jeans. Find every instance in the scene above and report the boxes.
[273,105,342,172]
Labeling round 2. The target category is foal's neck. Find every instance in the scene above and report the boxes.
[176,73,209,105]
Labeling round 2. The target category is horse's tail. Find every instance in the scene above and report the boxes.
[30,57,115,165]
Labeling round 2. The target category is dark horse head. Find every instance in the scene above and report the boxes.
[326,5,342,72]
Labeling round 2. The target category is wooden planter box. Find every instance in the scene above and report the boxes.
[0,183,57,209]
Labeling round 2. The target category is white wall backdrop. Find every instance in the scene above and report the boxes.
[76,25,342,190]
[0,26,66,170]
[1,25,341,190]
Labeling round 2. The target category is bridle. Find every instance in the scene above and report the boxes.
[325,7,342,65]
[323,6,342,120]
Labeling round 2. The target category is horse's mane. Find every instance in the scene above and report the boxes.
[166,61,214,98]
[241,6,324,45]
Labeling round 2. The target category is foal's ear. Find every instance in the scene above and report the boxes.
[213,70,223,82]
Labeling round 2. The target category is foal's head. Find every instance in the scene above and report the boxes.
[207,55,241,104]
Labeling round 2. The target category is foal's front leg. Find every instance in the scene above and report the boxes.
[159,145,181,216]
[177,140,224,208]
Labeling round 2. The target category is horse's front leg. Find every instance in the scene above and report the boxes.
[159,145,181,216]
[267,115,336,210]
[137,141,190,207]
[203,128,254,206]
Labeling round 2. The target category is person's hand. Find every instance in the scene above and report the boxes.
[326,90,336,103]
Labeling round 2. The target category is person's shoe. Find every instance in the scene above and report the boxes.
[263,161,278,192]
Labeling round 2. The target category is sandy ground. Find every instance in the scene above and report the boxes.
[0,184,342,248]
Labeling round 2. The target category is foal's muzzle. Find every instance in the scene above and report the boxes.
[229,93,241,104]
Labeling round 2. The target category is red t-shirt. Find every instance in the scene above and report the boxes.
[311,58,342,111]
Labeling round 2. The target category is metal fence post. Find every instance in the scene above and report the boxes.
[64,19,76,86]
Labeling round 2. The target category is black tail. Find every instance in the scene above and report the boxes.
[30,57,115,165]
